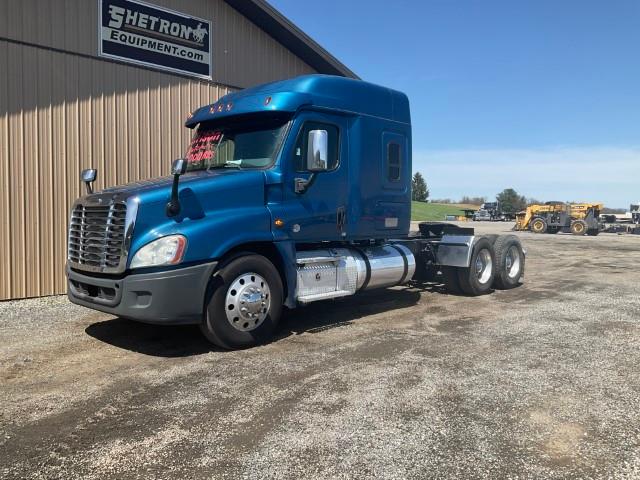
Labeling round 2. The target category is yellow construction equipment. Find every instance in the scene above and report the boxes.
[514,202,603,235]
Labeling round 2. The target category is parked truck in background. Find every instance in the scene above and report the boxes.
[472,202,499,221]
[631,203,640,224]
[66,75,525,349]
[472,202,515,222]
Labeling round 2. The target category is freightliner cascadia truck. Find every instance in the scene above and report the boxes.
[67,75,525,349]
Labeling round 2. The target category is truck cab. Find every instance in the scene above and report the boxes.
[67,75,524,349]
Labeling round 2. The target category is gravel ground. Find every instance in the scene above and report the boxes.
[1,222,639,479]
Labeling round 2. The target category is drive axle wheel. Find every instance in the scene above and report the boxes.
[457,238,495,296]
[441,266,462,294]
[530,217,547,234]
[570,220,587,235]
[493,235,525,289]
[201,254,283,349]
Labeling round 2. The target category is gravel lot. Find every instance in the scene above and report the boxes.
[1,223,639,479]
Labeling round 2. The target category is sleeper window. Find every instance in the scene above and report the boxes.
[387,142,401,181]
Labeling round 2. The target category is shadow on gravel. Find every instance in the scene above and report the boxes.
[85,319,216,357]
[277,288,421,338]
[85,288,421,356]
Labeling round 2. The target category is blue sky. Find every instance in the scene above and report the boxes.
[270,0,640,208]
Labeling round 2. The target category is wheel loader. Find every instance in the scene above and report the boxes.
[514,202,602,236]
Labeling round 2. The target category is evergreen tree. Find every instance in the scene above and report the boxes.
[412,172,429,202]
[497,188,527,213]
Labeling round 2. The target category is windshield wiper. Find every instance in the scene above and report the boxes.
[208,161,242,170]
[224,162,242,169]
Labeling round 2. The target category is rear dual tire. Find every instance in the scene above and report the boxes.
[441,238,495,296]
[492,235,525,289]
[442,236,524,295]
[457,238,495,295]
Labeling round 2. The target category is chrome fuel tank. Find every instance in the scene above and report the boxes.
[363,244,416,290]
[295,243,415,304]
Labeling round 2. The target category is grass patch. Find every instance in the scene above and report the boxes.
[411,202,477,221]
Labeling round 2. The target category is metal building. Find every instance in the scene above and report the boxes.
[0,0,355,300]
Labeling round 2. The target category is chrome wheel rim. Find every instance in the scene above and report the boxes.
[475,249,493,285]
[225,272,271,332]
[505,245,521,279]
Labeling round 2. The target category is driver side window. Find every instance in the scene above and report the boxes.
[294,122,339,172]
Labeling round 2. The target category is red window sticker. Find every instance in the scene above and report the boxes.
[186,130,222,163]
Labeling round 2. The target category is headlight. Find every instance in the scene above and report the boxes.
[130,235,187,269]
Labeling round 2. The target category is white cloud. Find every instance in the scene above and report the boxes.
[413,146,640,208]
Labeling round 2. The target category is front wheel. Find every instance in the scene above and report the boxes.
[530,217,548,234]
[201,254,283,349]
[570,220,587,235]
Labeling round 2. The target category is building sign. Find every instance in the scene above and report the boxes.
[99,0,212,80]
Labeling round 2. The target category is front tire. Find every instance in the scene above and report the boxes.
[201,254,283,349]
[570,220,587,235]
[530,217,548,234]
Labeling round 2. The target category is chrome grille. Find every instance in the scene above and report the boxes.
[68,202,127,272]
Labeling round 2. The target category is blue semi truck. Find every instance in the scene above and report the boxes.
[67,75,525,349]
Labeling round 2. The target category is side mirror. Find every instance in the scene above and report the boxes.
[81,168,97,194]
[167,159,188,217]
[306,130,328,171]
[171,158,188,176]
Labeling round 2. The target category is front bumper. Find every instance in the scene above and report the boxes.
[67,262,218,325]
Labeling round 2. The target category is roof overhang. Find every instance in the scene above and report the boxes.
[224,0,358,79]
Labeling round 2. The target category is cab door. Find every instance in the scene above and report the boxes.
[275,112,349,242]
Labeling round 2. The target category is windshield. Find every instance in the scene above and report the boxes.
[184,116,289,171]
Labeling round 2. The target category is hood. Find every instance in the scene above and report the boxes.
[124,169,271,265]
[101,170,215,198]
[84,169,256,206]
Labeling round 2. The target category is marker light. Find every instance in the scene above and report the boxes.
[130,235,187,269]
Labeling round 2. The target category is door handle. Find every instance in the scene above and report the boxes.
[337,206,346,232]
[294,173,318,194]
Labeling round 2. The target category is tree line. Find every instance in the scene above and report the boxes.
[412,171,545,213]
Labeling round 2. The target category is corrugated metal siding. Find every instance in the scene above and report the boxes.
[0,0,316,88]
[0,0,320,300]
[3,38,255,300]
